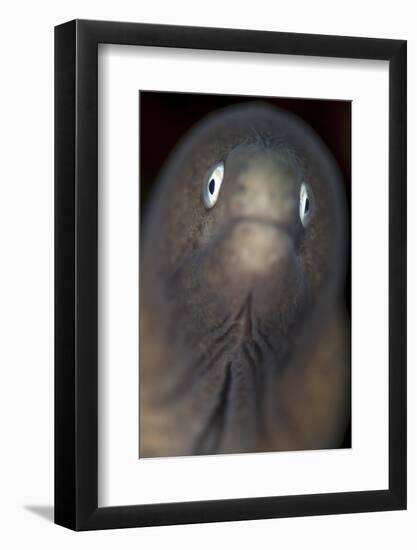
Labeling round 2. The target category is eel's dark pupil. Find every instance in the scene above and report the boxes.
[208,179,215,194]
[304,197,310,214]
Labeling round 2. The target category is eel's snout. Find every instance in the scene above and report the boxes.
[223,144,300,236]
[195,145,306,311]
[210,144,302,280]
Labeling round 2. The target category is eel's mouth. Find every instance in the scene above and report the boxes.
[215,215,296,242]
[209,216,297,279]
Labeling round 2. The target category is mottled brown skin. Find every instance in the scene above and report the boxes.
[140,103,350,457]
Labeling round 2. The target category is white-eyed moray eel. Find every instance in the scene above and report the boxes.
[140,103,350,457]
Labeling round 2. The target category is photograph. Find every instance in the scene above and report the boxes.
[0,2,410,543]
[139,92,352,458]
[52,16,407,533]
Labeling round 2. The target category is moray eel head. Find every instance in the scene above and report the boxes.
[141,103,347,454]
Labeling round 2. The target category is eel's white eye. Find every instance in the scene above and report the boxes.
[202,162,224,209]
[299,182,314,227]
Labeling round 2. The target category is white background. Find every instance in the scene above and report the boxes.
[99,46,389,505]
[0,1,415,548]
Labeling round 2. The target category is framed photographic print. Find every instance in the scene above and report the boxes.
[55,19,407,530]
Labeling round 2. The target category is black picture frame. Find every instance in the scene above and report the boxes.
[55,19,407,531]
